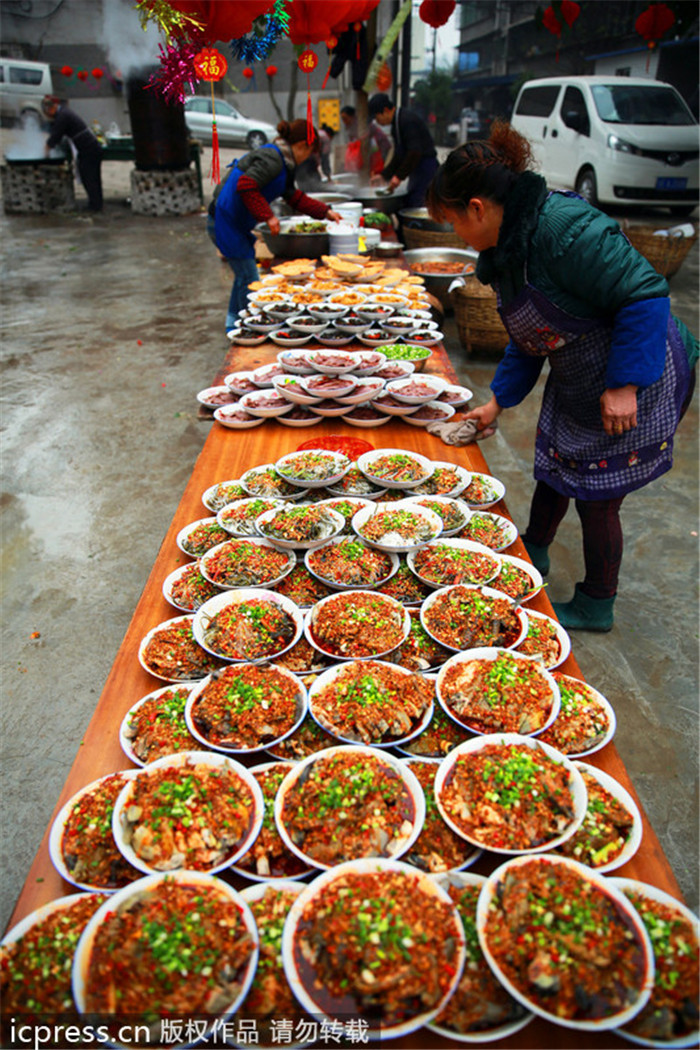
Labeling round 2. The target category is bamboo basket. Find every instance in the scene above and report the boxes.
[622,222,698,279]
[402,225,465,250]
[453,278,508,357]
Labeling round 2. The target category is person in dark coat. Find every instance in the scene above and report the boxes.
[209,119,342,330]
[367,92,438,208]
[426,122,697,632]
[42,95,103,212]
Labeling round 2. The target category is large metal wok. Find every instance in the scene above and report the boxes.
[3,154,70,167]
[403,247,479,302]
[399,207,454,233]
[254,218,330,258]
[347,184,409,215]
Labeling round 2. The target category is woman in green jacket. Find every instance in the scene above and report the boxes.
[427,122,696,631]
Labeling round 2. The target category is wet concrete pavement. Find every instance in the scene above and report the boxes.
[1,135,698,932]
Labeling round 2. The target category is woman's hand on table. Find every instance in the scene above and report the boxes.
[267,216,281,235]
[601,384,638,436]
[463,394,503,432]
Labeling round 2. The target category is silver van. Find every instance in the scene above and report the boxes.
[511,75,698,216]
[0,57,53,124]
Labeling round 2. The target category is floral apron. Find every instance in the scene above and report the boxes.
[495,256,690,502]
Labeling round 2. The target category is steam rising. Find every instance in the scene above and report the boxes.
[5,115,63,160]
[102,0,162,78]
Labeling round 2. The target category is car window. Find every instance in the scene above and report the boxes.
[515,85,561,118]
[8,65,45,86]
[220,102,239,118]
[561,86,590,135]
[187,98,210,114]
[591,84,696,126]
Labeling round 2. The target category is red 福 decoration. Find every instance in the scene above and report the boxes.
[636,2,675,68]
[60,65,73,77]
[193,47,228,183]
[418,0,456,29]
[298,49,319,143]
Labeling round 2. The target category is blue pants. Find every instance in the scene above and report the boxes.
[206,214,259,331]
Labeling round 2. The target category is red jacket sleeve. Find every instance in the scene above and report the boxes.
[237,174,275,223]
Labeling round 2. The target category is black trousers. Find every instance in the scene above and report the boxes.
[77,147,103,211]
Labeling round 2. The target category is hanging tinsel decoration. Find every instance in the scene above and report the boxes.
[193,46,228,183]
[229,0,289,63]
[151,29,207,104]
[298,48,318,144]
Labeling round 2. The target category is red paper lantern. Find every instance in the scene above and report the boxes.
[60,65,73,77]
[635,2,675,47]
[193,47,228,81]
[326,36,338,50]
[298,49,319,73]
[242,67,254,79]
[286,1,380,45]
[77,70,88,82]
[542,5,562,37]
[560,0,581,28]
[166,1,277,45]
[418,0,456,30]
[265,64,278,77]
[91,67,104,79]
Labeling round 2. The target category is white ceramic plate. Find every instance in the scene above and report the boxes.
[138,614,220,682]
[457,509,518,550]
[304,535,399,590]
[434,733,586,855]
[162,561,221,612]
[277,408,324,427]
[255,505,346,551]
[216,497,287,537]
[491,553,544,603]
[403,401,457,427]
[406,537,501,588]
[274,449,352,489]
[269,330,314,348]
[214,404,267,429]
[541,672,617,758]
[561,761,643,873]
[276,349,316,375]
[514,608,571,670]
[384,374,448,404]
[411,460,472,498]
[353,500,444,553]
[420,584,528,655]
[410,495,472,536]
[196,385,238,410]
[272,375,322,405]
[301,349,359,375]
[176,516,229,558]
[462,471,506,509]
[119,681,201,766]
[304,589,411,661]
[227,329,268,346]
[193,588,303,663]
[241,464,310,501]
[198,536,297,589]
[201,479,246,513]
[340,408,392,427]
[357,447,434,489]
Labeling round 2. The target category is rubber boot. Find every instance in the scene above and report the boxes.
[523,540,550,577]
[552,584,615,632]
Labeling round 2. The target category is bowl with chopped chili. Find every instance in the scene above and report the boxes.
[376,558,434,606]
[112,751,264,875]
[193,589,303,664]
[325,466,388,499]
[477,854,654,1030]
[216,498,287,537]
[162,561,221,612]
[610,878,699,1047]
[492,553,543,603]
[265,712,339,761]
[73,870,259,1048]
[305,536,399,590]
[307,659,433,746]
[255,504,346,551]
[402,761,483,875]
[241,464,311,501]
[461,471,506,510]
[353,501,444,553]
[1,891,109,1031]
[539,673,617,757]
[199,537,296,590]
[408,538,501,588]
[138,614,228,682]
[427,871,534,1043]
[436,648,560,737]
[357,447,434,489]
[434,733,587,854]
[275,449,352,489]
[305,589,411,660]
[515,609,571,670]
[411,495,472,536]
[274,746,425,869]
[270,564,332,609]
[411,460,472,498]
[315,496,377,535]
[457,509,518,551]
[232,768,313,882]
[202,479,247,513]
[185,663,307,754]
[281,858,466,1037]
[49,771,143,892]
[421,583,527,654]
[120,682,203,765]
[555,763,642,873]
[394,701,470,761]
[176,516,231,558]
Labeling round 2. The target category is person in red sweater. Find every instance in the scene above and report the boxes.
[209,119,343,329]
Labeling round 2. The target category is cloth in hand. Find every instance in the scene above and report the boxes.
[425,418,498,445]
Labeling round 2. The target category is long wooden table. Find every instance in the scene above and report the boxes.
[6,337,685,1049]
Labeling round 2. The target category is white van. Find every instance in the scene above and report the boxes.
[0,57,53,124]
[511,75,698,216]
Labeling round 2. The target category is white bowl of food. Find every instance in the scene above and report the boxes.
[384,374,447,404]
[285,316,330,336]
[514,608,571,670]
[274,449,351,489]
[162,561,221,612]
[197,385,238,410]
[340,405,392,427]
[301,372,358,400]
[407,537,501,588]
[217,497,286,537]
[305,589,411,661]
[238,390,295,418]
[138,614,226,682]
[227,328,268,346]
[437,383,473,408]
[176,516,231,557]
[373,360,415,381]
[491,553,544,602]
[276,406,323,427]
[420,584,527,654]
[301,349,358,375]
[119,681,201,766]
[306,302,351,321]
[214,403,267,429]
[198,536,296,589]
[224,370,260,396]
[193,588,303,663]
[268,329,314,348]
[557,762,643,873]
[255,504,346,550]
[434,733,587,855]
[230,763,314,882]
[539,672,617,758]
[411,460,471,498]
[201,479,246,513]
[271,374,322,405]
[333,376,385,405]
[276,349,316,375]
[369,391,421,416]
[305,535,399,590]
[410,495,471,536]
[352,349,387,374]
[241,464,310,501]
[352,500,443,553]
[314,328,355,347]
[462,471,506,509]
[457,509,518,550]
[356,447,434,489]
[403,401,457,427]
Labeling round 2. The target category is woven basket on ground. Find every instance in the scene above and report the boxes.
[453,278,508,357]
[402,225,465,250]
[622,222,698,279]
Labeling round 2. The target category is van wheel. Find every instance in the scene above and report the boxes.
[575,168,598,208]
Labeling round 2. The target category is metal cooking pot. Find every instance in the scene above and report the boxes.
[399,207,455,233]
[403,247,479,302]
[348,184,409,215]
[255,219,330,259]
[307,192,353,206]
[4,154,70,167]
